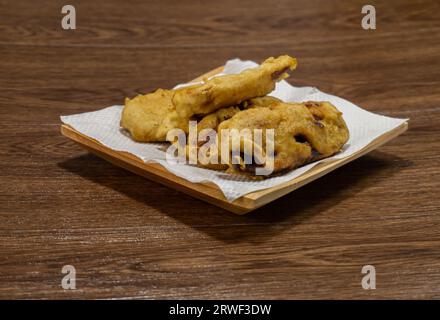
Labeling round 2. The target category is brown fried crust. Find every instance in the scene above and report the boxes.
[216,100,349,176]
[172,55,297,119]
[120,89,190,142]
[120,55,296,142]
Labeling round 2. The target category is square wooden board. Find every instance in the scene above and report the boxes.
[61,67,408,214]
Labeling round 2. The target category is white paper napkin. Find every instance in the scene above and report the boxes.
[61,58,408,201]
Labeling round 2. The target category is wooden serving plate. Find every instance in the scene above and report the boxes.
[61,67,408,214]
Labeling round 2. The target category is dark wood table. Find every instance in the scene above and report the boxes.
[1,0,439,299]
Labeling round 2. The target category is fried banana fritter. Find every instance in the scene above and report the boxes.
[197,106,241,132]
[242,96,283,110]
[196,96,282,132]
[120,89,190,142]
[173,55,297,118]
[120,54,349,178]
[217,99,349,175]
[182,106,242,170]
[120,56,296,142]
[185,98,282,170]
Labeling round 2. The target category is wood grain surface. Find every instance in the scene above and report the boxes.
[0,0,439,299]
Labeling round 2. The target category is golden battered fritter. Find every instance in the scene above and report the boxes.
[197,106,241,132]
[120,54,349,178]
[196,96,282,132]
[241,96,283,110]
[181,106,242,170]
[217,100,349,175]
[173,55,297,118]
[120,55,296,143]
[185,99,282,170]
[120,89,190,142]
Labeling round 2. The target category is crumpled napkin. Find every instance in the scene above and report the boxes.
[61,58,408,201]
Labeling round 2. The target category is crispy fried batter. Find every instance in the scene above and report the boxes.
[173,55,297,118]
[217,100,349,175]
[185,99,282,170]
[197,106,241,132]
[196,96,282,132]
[242,96,283,110]
[120,55,349,178]
[182,106,242,170]
[120,89,190,142]
[121,56,296,142]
